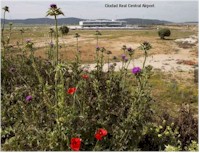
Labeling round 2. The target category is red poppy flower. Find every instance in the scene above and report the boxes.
[67,87,77,95]
[95,128,108,141]
[95,133,103,140]
[70,138,81,151]
[82,74,89,79]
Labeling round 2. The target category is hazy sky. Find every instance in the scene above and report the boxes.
[1,0,199,22]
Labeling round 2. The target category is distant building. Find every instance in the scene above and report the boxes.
[79,20,127,28]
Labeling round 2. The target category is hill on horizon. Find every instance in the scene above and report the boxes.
[1,17,173,25]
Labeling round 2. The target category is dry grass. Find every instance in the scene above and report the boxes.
[5,25,198,63]
[150,70,198,117]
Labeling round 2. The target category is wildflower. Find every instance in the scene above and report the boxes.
[113,56,117,60]
[95,128,108,141]
[49,28,54,34]
[50,42,54,48]
[127,47,134,56]
[127,47,132,52]
[74,33,80,38]
[100,47,106,53]
[2,6,9,12]
[124,57,128,63]
[95,30,101,36]
[122,45,127,51]
[140,41,152,51]
[70,138,81,151]
[67,87,77,95]
[82,74,89,79]
[109,63,114,68]
[121,54,126,60]
[20,29,25,33]
[82,67,89,73]
[26,39,31,43]
[132,67,141,75]
[25,39,34,49]
[26,95,32,102]
[109,63,116,70]
[9,67,15,73]
[46,4,64,16]
[106,50,112,55]
[50,4,57,9]
[96,46,100,51]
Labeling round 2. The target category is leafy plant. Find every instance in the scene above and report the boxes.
[46,4,64,65]
[158,28,171,39]
[59,26,69,36]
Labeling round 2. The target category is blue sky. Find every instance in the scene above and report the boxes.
[1,0,199,22]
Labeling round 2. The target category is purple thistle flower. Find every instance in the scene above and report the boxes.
[26,95,32,102]
[50,42,54,48]
[50,4,57,9]
[96,46,100,51]
[9,67,16,73]
[127,47,132,52]
[109,63,114,67]
[83,69,89,73]
[132,67,141,75]
[26,39,31,43]
[121,54,126,60]
[124,57,128,63]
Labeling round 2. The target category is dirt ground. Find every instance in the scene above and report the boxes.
[6,25,197,63]
[6,25,198,76]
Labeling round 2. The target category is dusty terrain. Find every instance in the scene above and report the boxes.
[82,35,198,73]
[6,25,198,78]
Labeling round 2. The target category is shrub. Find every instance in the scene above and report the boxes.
[138,121,180,151]
[156,104,198,151]
[174,104,198,150]
[158,28,171,39]
[1,40,156,151]
[59,26,69,36]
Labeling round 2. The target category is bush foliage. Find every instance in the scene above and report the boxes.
[59,26,69,36]
[158,28,171,39]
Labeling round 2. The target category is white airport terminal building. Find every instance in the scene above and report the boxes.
[79,20,127,28]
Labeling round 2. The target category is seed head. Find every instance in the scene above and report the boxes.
[3,6,9,12]
[50,4,57,9]
[106,50,112,55]
[140,41,152,51]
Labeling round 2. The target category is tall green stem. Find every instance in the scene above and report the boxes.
[76,37,79,51]
[2,11,6,36]
[96,35,98,46]
[143,51,147,68]
[107,55,110,71]
[93,141,99,151]
[21,33,24,45]
[76,37,80,63]
[2,11,6,59]
[50,33,53,43]
[55,15,59,64]
[8,24,12,44]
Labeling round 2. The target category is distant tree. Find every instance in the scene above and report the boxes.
[158,28,171,39]
[59,26,69,36]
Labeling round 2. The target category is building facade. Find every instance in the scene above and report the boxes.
[79,20,127,28]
